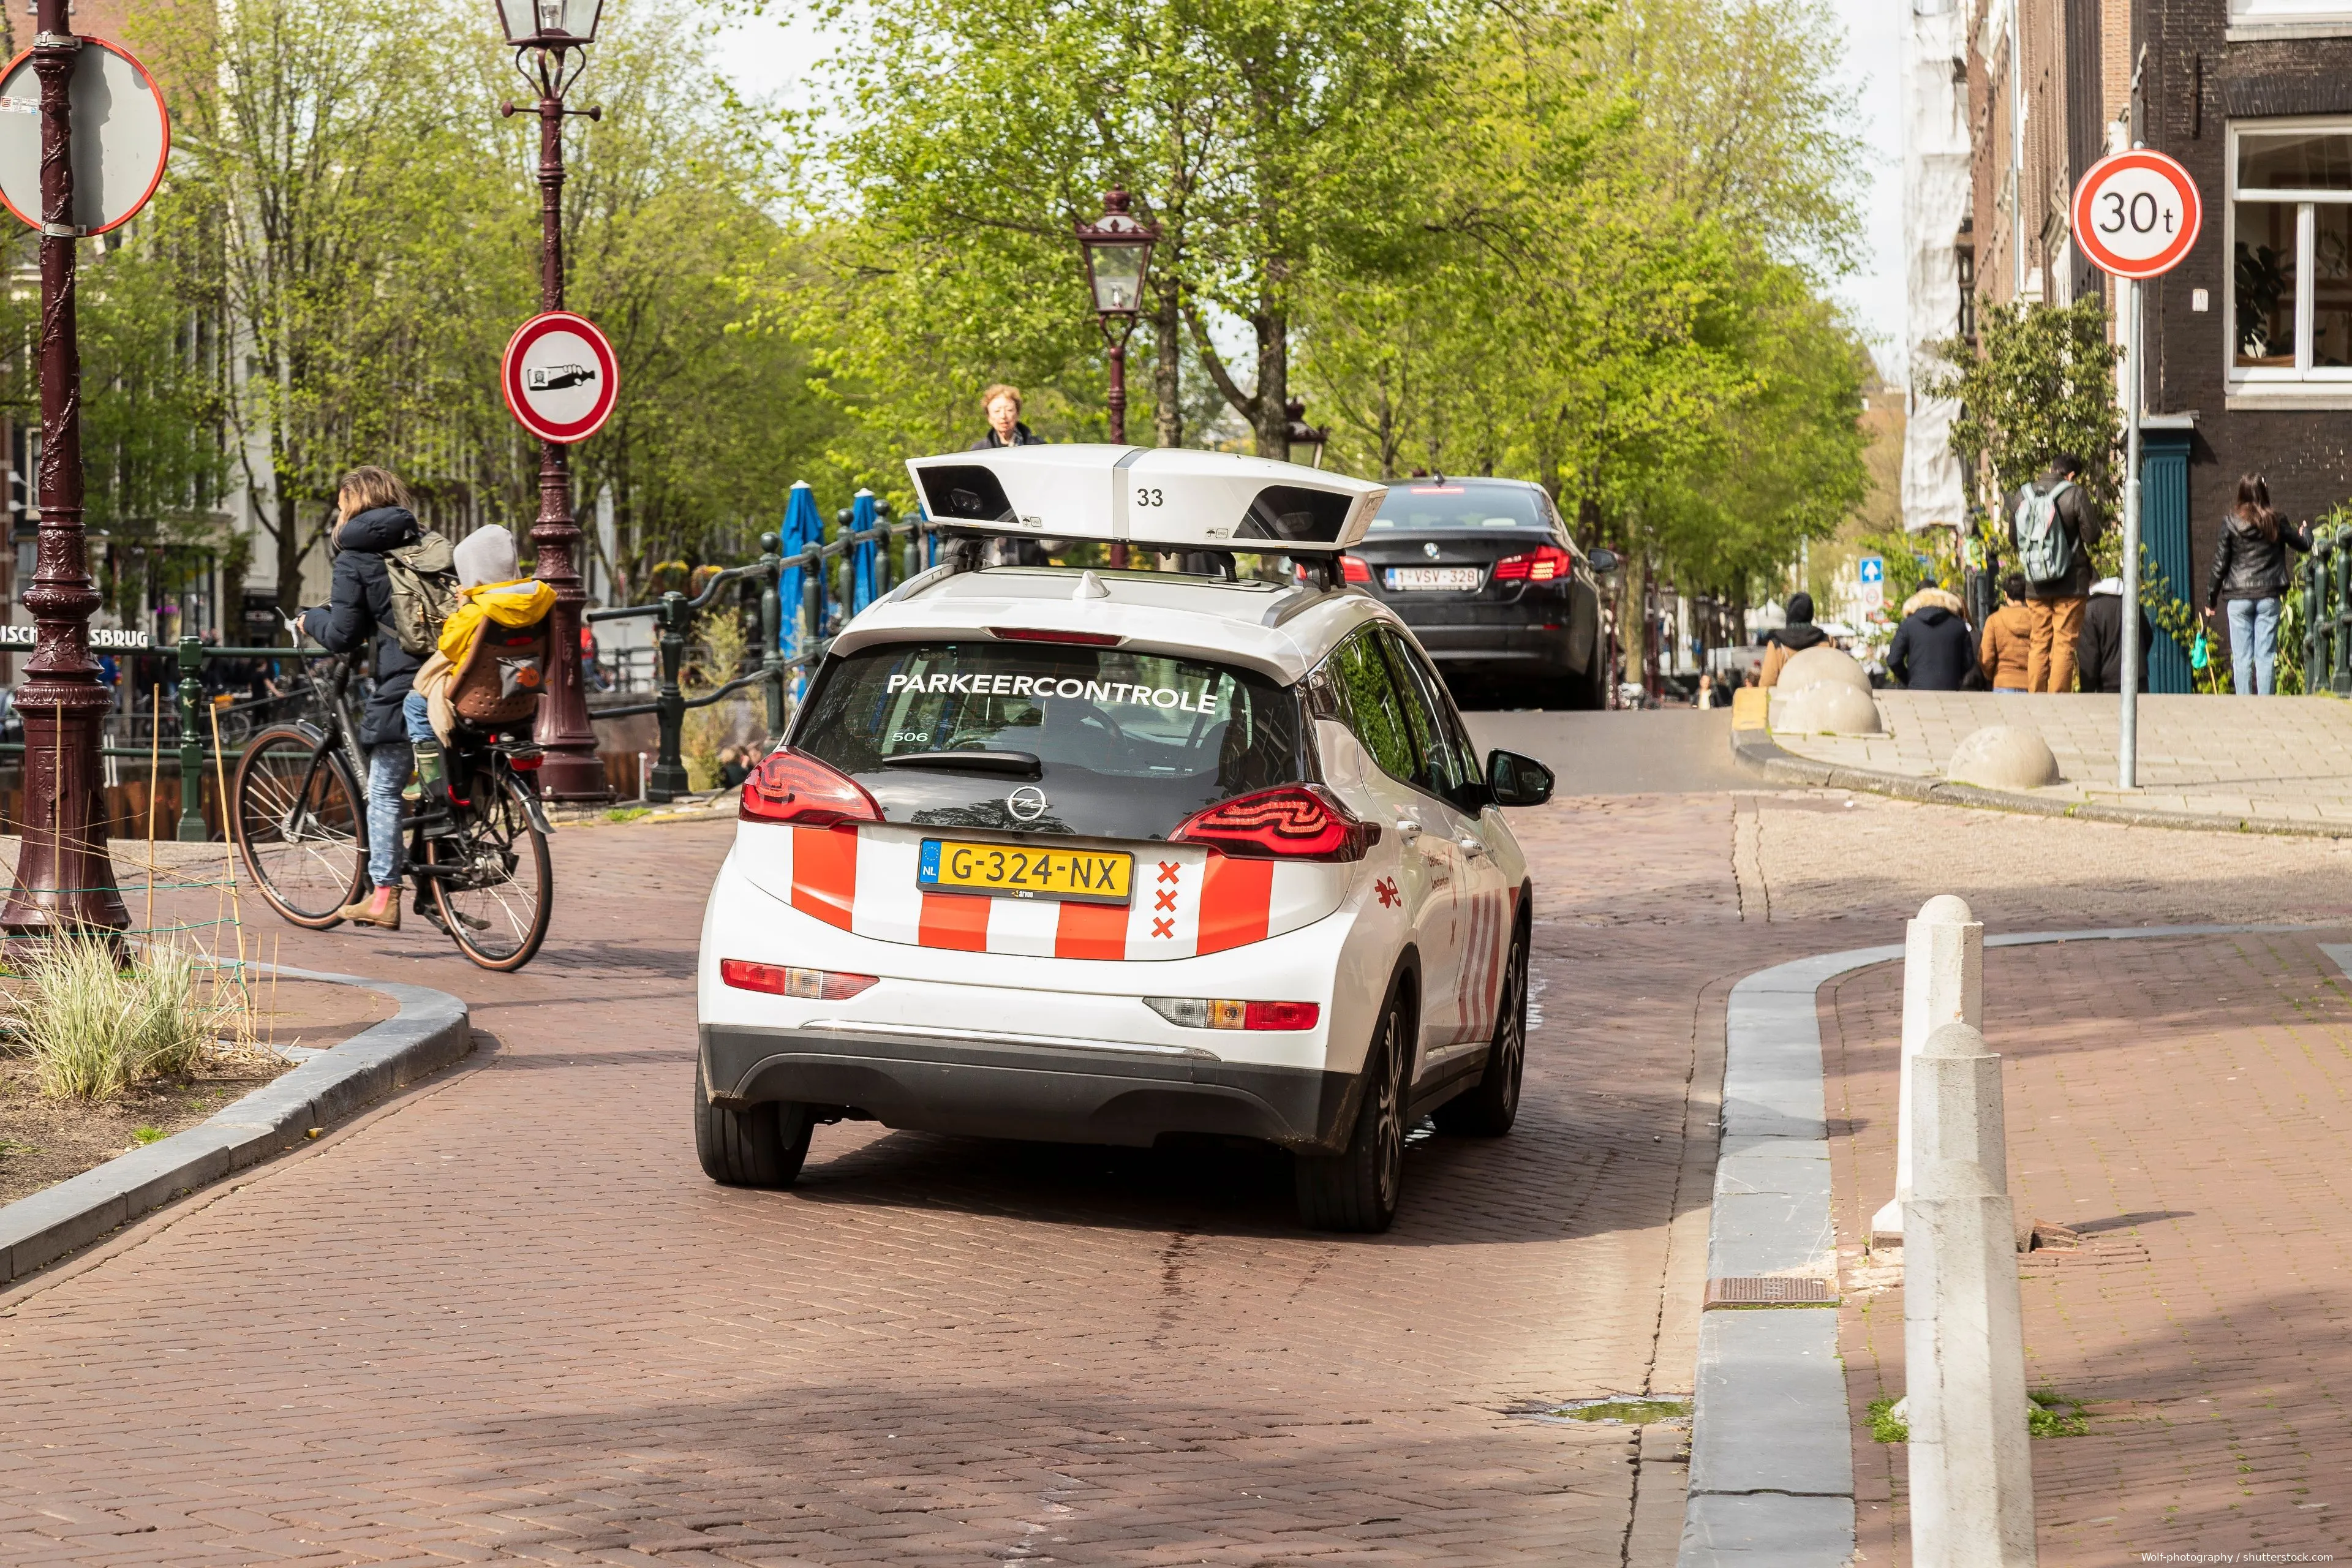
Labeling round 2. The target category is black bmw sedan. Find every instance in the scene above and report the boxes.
[1340,477,1617,709]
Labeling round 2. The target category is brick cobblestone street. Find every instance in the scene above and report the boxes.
[3,735,2350,1564]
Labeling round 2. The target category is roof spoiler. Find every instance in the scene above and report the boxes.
[905,445,1385,556]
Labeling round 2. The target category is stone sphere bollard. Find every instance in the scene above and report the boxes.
[1777,644,1873,693]
[1945,725,2060,789]
[1771,680,1885,736]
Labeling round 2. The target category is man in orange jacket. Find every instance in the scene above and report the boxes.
[1978,573,2034,692]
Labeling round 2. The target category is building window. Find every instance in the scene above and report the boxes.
[2231,0,2352,23]
[1957,245,1977,339]
[2230,123,2352,385]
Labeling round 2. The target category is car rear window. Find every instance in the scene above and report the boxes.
[1368,484,1546,530]
[793,641,1304,840]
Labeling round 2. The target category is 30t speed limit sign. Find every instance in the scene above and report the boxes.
[2071,149,2201,279]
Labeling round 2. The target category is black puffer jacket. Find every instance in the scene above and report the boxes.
[300,505,424,747]
[1887,605,1977,690]
[2205,513,2314,608]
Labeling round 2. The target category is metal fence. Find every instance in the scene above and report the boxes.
[2301,526,2352,696]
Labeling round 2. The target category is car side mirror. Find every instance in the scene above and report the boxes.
[1485,748,1554,807]
[1586,548,1619,575]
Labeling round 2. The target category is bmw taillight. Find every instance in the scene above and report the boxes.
[739,748,882,827]
[720,959,878,1000]
[1340,555,1372,583]
[1168,784,1379,861]
[1493,543,1573,582]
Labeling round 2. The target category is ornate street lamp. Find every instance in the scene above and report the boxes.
[2,0,129,936]
[1075,189,1156,568]
[495,0,612,800]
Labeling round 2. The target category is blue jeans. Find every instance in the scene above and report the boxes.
[364,742,410,888]
[2226,597,2281,695]
[363,691,437,887]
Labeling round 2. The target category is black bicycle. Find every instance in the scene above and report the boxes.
[230,652,556,971]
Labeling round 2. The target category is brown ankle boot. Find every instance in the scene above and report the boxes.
[337,884,401,930]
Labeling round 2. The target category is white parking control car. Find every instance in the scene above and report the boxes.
[694,444,1556,1231]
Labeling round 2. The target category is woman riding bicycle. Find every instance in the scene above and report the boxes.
[301,467,431,930]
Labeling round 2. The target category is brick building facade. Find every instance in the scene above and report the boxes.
[1964,0,2352,690]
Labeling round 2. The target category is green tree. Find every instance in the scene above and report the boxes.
[1923,296,2122,519]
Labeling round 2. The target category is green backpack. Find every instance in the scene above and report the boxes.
[382,531,462,657]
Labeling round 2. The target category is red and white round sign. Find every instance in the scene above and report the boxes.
[501,311,619,445]
[2071,149,2201,279]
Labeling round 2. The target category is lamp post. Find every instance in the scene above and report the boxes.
[496,0,612,801]
[1076,190,1157,568]
[2,0,128,937]
[1283,399,1329,467]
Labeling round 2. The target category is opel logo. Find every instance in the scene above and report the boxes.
[1423,541,1440,559]
[1007,785,1049,822]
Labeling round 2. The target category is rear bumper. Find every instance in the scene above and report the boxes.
[700,1023,1359,1153]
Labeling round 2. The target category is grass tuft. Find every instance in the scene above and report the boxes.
[1,934,233,1101]
[606,807,652,823]
[1868,1396,1909,1443]
[131,1126,167,1145]
[2028,1388,2091,1437]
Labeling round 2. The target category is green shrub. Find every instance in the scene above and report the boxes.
[4,935,228,1101]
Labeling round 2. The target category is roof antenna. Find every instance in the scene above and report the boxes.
[1074,569,1110,600]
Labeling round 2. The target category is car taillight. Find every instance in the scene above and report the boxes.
[720,959,879,1000]
[1340,555,1371,583]
[1168,784,1379,861]
[988,627,1123,646]
[1493,543,1573,582]
[1145,997,1323,1031]
[739,748,882,827]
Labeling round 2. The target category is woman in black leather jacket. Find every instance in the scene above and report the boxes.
[2204,473,2312,695]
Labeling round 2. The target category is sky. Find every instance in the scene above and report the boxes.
[1830,0,1907,383]
[706,1,1913,380]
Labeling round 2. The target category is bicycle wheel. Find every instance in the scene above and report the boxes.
[233,725,366,928]
[427,769,552,971]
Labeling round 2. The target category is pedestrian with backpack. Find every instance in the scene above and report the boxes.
[298,466,461,930]
[2005,452,2106,692]
[2203,473,2313,695]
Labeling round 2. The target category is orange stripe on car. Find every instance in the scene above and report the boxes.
[1196,855,1273,955]
[791,825,859,930]
[918,890,991,952]
[1054,900,1128,959]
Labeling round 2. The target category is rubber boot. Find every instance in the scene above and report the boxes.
[336,883,401,930]
[414,738,454,838]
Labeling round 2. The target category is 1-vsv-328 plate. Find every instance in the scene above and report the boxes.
[1385,566,1482,592]
[916,839,1134,904]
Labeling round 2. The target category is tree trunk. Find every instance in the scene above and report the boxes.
[1250,309,1288,459]
[1618,548,1648,696]
[1153,284,1182,448]
[273,488,306,616]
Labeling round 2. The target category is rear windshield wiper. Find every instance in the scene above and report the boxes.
[878,750,1042,777]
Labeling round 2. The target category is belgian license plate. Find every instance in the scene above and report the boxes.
[918,839,1134,904]
[1386,566,1482,592]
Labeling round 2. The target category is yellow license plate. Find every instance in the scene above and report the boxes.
[917,839,1133,904]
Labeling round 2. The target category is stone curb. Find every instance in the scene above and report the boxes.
[1681,921,2320,1567]
[1727,721,2352,839]
[0,963,470,1287]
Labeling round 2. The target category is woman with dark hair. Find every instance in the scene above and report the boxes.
[2204,473,2313,695]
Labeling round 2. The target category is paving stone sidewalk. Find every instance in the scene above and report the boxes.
[1822,929,2352,1566]
[1772,691,2352,827]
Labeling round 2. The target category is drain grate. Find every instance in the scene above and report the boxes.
[1705,1275,1838,1308]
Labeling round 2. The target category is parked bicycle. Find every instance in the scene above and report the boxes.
[230,650,555,970]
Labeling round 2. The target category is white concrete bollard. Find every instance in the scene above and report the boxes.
[1871,895,1983,1242]
[1903,1020,2037,1568]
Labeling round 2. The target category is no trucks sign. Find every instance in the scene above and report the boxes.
[2070,150,2201,279]
[502,311,620,445]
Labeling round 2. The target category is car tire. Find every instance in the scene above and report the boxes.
[693,1058,815,1188]
[1581,641,1611,710]
[1294,986,1412,1233]
[1434,920,1529,1137]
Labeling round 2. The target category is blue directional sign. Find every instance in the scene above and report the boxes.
[1858,555,1885,586]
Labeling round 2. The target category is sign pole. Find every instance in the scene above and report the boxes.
[2,0,127,938]
[514,47,611,802]
[2119,274,2143,788]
